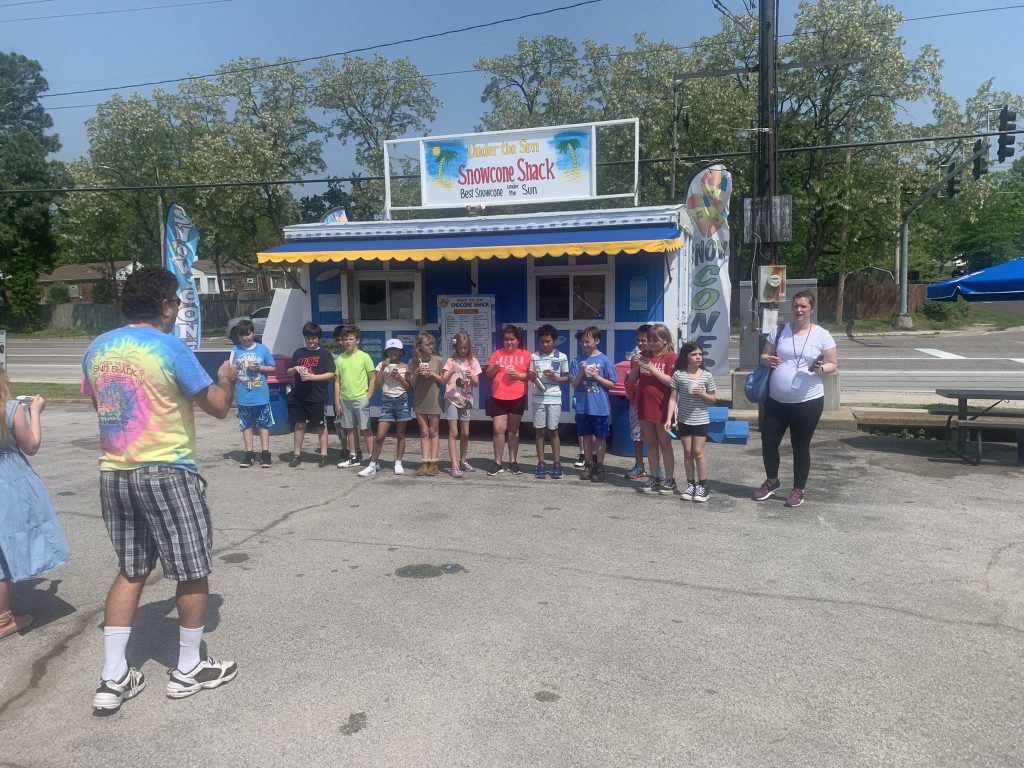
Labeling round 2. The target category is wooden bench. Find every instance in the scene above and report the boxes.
[952,418,1024,465]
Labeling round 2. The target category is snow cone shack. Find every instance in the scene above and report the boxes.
[256,120,740,443]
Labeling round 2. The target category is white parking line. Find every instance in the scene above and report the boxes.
[914,348,966,359]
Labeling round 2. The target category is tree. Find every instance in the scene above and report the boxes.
[0,52,62,329]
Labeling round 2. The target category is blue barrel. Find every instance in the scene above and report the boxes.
[267,384,292,436]
[608,392,637,457]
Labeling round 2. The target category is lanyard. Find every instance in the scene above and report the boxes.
[791,324,813,369]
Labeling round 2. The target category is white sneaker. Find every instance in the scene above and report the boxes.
[394,460,405,475]
[357,462,379,477]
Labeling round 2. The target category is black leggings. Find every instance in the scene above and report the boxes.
[760,396,824,489]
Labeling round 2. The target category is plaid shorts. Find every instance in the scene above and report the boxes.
[100,466,213,582]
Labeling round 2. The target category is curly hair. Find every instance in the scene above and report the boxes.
[120,267,178,322]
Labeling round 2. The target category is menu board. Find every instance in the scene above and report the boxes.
[437,295,494,360]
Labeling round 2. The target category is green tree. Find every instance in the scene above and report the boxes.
[0,52,62,329]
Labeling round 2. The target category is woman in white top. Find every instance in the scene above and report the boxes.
[751,291,838,507]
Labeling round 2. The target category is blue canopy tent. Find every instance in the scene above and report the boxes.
[927,257,1024,301]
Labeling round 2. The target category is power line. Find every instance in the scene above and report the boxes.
[6,129,1022,197]
[0,0,231,23]
[37,1,1024,109]
[38,0,605,98]
[0,0,53,7]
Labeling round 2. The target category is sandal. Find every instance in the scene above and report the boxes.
[0,611,34,639]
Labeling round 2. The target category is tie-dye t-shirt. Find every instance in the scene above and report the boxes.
[82,326,213,472]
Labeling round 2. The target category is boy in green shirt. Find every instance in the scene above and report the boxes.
[333,326,376,468]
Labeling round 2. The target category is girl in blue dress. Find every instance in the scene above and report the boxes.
[0,368,70,639]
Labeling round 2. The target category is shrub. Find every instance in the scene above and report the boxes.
[919,299,969,322]
[46,282,70,305]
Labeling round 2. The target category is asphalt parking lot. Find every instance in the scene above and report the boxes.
[2,405,1022,768]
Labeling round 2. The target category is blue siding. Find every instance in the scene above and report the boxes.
[309,264,344,329]
[477,258,527,344]
[424,261,474,324]
[614,251,663,324]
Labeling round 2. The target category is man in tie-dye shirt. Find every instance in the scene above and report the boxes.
[82,267,238,713]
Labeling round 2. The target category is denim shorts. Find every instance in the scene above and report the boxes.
[575,413,610,438]
[378,394,412,422]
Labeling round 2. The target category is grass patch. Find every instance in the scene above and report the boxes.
[10,382,89,401]
[820,303,1024,334]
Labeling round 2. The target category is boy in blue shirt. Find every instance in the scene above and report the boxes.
[570,326,617,483]
[230,319,276,467]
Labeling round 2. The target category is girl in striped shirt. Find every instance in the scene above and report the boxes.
[668,342,717,502]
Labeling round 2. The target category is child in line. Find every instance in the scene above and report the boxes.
[635,323,678,495]
[570,326,616,483]
[624,323,652,480]
[529,324,569,479]
[334,326,376,469]
[409,332,444,476]
[485,325,531,475]
[441,331,482,478]
[359,339,413,477]
[663,342,717,502]
[286,321,336,467]
[1,371,70,640]
[230,319,276,468]
[330,324,352,463]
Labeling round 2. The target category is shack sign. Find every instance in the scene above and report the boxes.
[418,125,594,208]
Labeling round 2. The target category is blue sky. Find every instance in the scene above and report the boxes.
[5,0,1022,178]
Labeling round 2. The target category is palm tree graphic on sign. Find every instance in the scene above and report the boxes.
[431,145,458,190]
[556,136,585,181]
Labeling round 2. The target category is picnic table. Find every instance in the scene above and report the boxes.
[934,387,1024,465]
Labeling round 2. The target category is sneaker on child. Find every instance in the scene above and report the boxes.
[681,482,696,501]
[166,657,237,699]
[693,484,710,503]
[573,454,586,468]
[358,462,379,477]
[394,460,405,475]
[289,454,301,468]
[657,478,678,496]
[486,462,504,476]
[641,477,660,493]
[784,488,805,507]
[625,465,646,480]
[550,462,563,480]
[259,451,272,468]
[239,452,256,468]
[590,465,605,483]
[534,462,546,479]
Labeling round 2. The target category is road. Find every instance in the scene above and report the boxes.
[7,328,1024,402]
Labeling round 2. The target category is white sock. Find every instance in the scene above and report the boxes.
[102,626,132,682]
[177,625,204,674]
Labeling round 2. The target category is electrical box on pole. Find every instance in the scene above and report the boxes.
[998,105,1017,163]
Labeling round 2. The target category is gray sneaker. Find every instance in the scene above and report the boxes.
[680,482,696,501]
[693,483,710,503]
[657,478,678,496]
[640,477,660,493]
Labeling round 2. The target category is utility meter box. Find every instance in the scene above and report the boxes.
[758,264,787,303]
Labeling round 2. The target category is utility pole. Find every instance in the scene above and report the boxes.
[755,0,778,264]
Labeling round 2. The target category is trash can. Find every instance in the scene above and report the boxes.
[607,360,645,457]
[266,355,292,436]
[608,391,634,457]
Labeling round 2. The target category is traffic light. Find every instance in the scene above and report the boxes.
[973,139,989,180]
[997,105,1017,163]
[946,163,962,197]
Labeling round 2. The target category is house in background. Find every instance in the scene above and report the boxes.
[40,259,291,303]
[37,261,134,303]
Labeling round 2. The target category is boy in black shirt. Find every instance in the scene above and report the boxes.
[286,322,336,467]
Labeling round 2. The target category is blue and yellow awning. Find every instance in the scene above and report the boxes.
[257,224,682,264]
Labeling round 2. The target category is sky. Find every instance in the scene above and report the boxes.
[5,0,1023,184]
